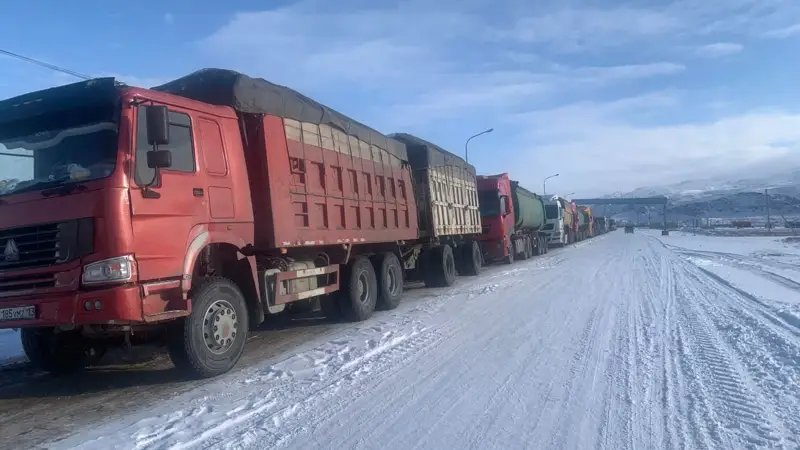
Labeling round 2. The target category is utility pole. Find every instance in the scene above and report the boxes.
[766,188,771,231]
[543,173,559,195]
[464,128,493,164]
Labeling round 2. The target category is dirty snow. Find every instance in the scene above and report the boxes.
[34,230,800,449]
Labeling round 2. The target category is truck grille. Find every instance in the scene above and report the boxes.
[0,223,61,271]
[0,272,56,295]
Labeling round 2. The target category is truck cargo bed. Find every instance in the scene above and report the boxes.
[155,69,419,249]
[391,133,481,239]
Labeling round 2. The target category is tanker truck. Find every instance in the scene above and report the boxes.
[477,174,547,264]
[509,180,548,261]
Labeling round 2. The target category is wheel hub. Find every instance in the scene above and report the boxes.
[357,272,369,303]
[203,300,239,354]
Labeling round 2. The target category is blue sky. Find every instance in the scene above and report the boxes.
[2,0,800,196]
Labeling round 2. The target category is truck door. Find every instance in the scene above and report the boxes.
[130,104,206,283]
[194,117,235,222]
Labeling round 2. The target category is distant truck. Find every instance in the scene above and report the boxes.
[576,205,593,240]
[731,220,752,228]
[0,69,483,378]
[477,174,547,264]
[594,217,608,235]
[544,196,578,246]
[608,219,617,231]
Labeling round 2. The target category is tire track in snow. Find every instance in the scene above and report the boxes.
[75,254,563,450]
[682,266,800,446]
[659,241,791,449]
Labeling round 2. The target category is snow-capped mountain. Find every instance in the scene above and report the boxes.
[593,166,800,223]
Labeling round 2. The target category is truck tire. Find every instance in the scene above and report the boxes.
[167,276,249,379]
[543,237,549,254]
[522,236,533,259]
[375,252,403,310]
[460,241,482,276]
[503,242,514,265]
[20,328,93,375]
[337,256,378,321]
[425,244,457,287]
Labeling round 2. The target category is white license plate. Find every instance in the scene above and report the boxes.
[0,306,35,321]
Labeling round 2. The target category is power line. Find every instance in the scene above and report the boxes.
[0,48,91,80]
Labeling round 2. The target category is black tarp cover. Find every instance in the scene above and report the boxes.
[151,68,407,161]
[388,132,476,178]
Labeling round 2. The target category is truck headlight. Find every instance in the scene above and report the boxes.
[82,255,135,285]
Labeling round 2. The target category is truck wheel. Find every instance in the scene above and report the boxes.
[375,252,403,310]
[167,277,249,378]
[460,241,482,276]
[503,242,514,265]
[425,245,457,287]
[20,328,92,375]
[337,256,378,321]
[543,237,549,254]
[524,237,532,259]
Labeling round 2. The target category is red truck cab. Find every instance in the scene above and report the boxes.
[0,78,260,376]
[476,173,514,264]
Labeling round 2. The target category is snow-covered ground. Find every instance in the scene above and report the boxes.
[0,329,23,367]
[12,230,800,449]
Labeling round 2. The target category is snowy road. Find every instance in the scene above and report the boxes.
[4,230,800,449]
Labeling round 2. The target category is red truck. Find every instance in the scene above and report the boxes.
[0,69,482,378]
[477,173,547,264]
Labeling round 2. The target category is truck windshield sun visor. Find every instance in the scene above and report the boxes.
[0,78,120,197]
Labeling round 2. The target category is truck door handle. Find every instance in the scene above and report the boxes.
[193,188,204,197]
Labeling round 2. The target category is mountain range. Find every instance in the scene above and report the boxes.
[595,166,800,225]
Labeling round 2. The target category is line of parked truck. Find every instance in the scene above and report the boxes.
[0,69,614,378]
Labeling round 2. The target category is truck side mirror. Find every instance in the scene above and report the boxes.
[145,105,170,146]
[147,150,172,169]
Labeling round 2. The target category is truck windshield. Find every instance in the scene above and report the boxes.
[479,190,501,217]
[0,106,118,197]
[545,204,559,219]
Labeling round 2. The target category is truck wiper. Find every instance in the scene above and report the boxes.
[41,182,89,197]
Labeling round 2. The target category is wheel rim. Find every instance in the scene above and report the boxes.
[203,299,239,355]
[386,265,400,295]
[445,252,455,276]
[357,270,370,303]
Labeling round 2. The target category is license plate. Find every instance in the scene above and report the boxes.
[0,306,35,321]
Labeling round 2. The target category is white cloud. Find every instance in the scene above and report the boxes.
[498,1,800,52]
[201,4,685,125]
[193,1,800,195]
[504,96,800,195]
[563,63,686,83]
[694,42,744,58]
[762,23,800,38]
[502,7,682,52]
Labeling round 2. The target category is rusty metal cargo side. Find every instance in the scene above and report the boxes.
[391,133,481,239]
[244,115,419,248]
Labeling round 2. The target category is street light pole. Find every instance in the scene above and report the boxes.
[543,173,559,195]
[464,128,493,163]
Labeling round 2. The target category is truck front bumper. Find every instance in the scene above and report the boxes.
[0,285,143,328]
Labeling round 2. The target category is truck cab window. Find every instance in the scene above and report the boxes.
[135,107,196,185]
